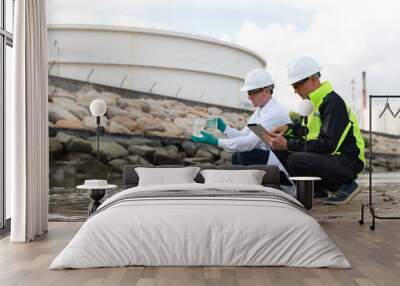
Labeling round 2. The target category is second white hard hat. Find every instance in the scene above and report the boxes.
[240,68,274,92]
[287,56,322,85]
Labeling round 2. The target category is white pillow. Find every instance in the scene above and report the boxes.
[200,169,266,185]
[135,167,201,186]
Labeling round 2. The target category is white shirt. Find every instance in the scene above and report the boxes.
[218,98,292,152]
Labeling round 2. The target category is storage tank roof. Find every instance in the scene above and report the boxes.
[48,24,267,66]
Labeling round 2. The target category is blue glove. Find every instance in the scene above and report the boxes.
[216,117,227,132]
[191,131,219,146]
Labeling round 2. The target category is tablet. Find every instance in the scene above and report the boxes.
[247,123,272,144]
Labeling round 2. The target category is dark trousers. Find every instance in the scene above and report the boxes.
[274,151,360,191]
[232,149,270,165]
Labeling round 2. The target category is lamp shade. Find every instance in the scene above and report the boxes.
[297,99,313,117]
[90,99,107,116]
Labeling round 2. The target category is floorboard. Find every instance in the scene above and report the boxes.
[0,221,399,286]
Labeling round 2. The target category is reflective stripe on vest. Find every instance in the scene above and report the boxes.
[303,81,365,165]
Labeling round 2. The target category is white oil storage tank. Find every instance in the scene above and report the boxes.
[47,24,266,109]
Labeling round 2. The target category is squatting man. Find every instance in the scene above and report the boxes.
[263,56,365,205]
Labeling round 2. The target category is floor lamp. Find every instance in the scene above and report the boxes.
[89,99,107,161]
[297,99,313,152]
[86,99,108,215]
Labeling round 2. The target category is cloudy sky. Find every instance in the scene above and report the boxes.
[48,0,400,114]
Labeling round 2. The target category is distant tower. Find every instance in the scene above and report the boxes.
[361,71,367,129]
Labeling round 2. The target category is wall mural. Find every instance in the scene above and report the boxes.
[48,76,251,221]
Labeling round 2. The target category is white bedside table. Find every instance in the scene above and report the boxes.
[77,181,117,215]
[289,176,321,210]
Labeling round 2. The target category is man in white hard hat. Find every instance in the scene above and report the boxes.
[192,68,291,173]
[263,56,365,204]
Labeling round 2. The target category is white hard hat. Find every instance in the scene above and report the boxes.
[240,68,274,92]
[287,56,322,85]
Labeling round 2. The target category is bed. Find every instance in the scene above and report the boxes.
[50,165,350,269]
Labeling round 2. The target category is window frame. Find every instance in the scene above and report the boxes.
[0,0,14,231]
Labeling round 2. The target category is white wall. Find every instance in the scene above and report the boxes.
[48,25,266,109]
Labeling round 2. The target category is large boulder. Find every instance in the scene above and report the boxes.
[165,144,179,154]
[108,158,129,172]
[137,117,165,132]
[55,132,77,146]
[138,100,151,113]
[107,121,132,134]
[147,138,163,147]
[53,87,75,99]
[181,140,198,157]
[65,138,93,154]
[186,108,208,118]
[82,115,109,131]
[153,147,183,165]
[173,117,193,137]
[161,122,184,137]
[110,115,140,131]
[59,152,94,162]
[55,119,84,130]
[76,89,120,107]
[194,148,215,162]
[48,85,56,98]
[128,145,156,161]
[48,102,80,124]
[220,150,233,162]
[89,140,129,160]
[166,109,187,120]
[52,96,90,120]
[126,107,145,120]
[161,99,179,109]
[208,107,223,116]
[127,155,151,165]
[120,98,151,113]
[118,98,143,109]
[200,144,220,157]
[106,105,130,117]
[49,137,63,159]
[111,136,152,149]
[59,152,111,175]
[150,110,168,120]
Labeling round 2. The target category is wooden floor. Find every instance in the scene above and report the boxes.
[0,221,399,286]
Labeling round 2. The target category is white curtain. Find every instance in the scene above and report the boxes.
[7,0,49,242]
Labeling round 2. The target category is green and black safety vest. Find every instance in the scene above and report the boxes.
[287,81,365,169]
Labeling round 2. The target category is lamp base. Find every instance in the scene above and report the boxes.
[88,189,105,215]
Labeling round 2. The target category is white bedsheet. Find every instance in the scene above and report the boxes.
[50,183,350,269]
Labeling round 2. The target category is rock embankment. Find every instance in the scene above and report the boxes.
[364,132,400,172]
[50,130,234,185]
[48,85,250,138]
[48,84,253,185]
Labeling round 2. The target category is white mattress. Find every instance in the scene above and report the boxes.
[50,183,350,269]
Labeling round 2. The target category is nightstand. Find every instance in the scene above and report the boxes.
[289,176,321,210]
[77,181,117,215]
